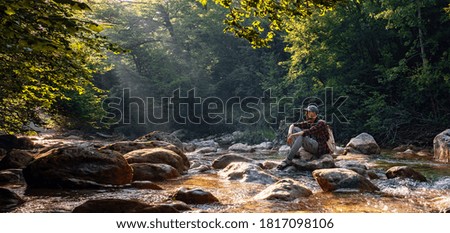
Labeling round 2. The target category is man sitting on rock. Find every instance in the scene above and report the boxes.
[277,104,331,170]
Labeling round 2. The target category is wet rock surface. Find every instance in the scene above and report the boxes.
[0,149,35,169]
[254,179,312,201]
[313,168,380,192]
[345,133,380,155]
[72,199,183,213]
[123,148,188,173]
[433,129,450,163]
[171,187,219,204]
[212,154,253,169]
[23,146,133,188]
[131,163,180,181]
[291,154,336,171]
[335,160,369,177]
[219,162,279,185]
[2,132,450,213]
[385,166,427,182]
[101,141,190,169]
[130,181,164,190]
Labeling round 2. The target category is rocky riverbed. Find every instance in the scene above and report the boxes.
[1,131,449,213]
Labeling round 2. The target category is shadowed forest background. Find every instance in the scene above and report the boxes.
[1,0,450,147]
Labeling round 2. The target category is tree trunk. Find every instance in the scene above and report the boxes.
[417,1,428,68]
[157,4,175,39]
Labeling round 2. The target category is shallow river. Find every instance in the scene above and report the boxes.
[5,139,450,213]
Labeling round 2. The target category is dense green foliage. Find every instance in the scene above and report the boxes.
[0,0,114,133]
[89,0,287,138]
[280,0,450,145]
[1,0,449,146]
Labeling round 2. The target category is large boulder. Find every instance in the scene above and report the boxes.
[101,141,189,169]
[171,187,219,204]
[313,168,379,192]
[130,163,180,181]
[212,153,253,169]
[135,131,183,150]
[385,166,427,182]
[0,188,24,212]
[433,129,450,163]
[23,146,133,188]
[345,133,380,155]
[219,162,278,185]
[123,148,188,173]
[254,179,312,201]
[72,199,182,213]
[0,149,35,169]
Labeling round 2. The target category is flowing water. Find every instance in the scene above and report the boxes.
[4,139,450,213]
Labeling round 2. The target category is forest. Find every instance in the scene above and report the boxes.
[1,0,450,147]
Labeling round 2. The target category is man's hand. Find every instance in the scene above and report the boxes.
[287,131,304,145]
[287,134,294,145]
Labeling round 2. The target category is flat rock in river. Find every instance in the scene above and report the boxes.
[385,166,427,182]
[313,168,379,192]
[254,179,312,201]
[212,153,253,169]
[219,162,278,185]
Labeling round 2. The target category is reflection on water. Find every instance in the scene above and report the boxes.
[5,150,450,213]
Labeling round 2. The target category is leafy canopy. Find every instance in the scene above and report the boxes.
[199,0,342,47]
[0,0,118,132]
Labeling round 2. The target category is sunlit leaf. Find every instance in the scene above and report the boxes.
[5,6,15,15]
[88,23,104,33]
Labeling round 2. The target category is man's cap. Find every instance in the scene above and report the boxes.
[304,104,319,114]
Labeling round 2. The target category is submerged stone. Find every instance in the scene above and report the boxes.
[72,199,180,213]
[385,166,427,182]
[171,187,219,204]
[313,168,379,192]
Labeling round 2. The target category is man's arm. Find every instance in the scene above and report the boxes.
[302,121,327,137]
[293,121,309,129]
